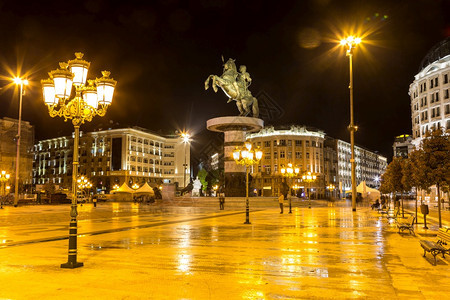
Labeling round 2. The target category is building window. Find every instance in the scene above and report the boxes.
[287,152,292,159]
[437,107,440,117]
[435,77,438,87]
[287,140,292,146]
[306,141,310,147]
[306,152,310,159]
[279,139,286,146]
[280,151,285,158]
[445,104,449,115]
[264,141,271,147]
[444,74,448,84]
[295,140,302,146]
[295,151,302,159]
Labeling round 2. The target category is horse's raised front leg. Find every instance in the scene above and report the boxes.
[204,75,213,90]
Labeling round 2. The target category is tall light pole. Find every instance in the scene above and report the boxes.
[12,77,28,207]
[302,171,317,209]
[181,132,191,188]
[233,142,262,224]
[280,163,300,214]
[42,52,116,268]
[340,36,361,212]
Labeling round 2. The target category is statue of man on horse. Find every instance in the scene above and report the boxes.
[205,58,259,118]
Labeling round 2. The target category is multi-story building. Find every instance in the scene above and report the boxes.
[245,125,387,197]
[33,127,190,192]
[247,125,326,197]
[0,117,34,188]
[325,138,387,195]
[393,134,414,158]
[409,37,450,148]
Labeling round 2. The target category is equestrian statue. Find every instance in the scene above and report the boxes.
[205,57,259,118]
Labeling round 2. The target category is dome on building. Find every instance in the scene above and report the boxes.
[419,36,450,71]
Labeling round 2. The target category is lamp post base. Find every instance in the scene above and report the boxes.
[244,221,251,224]
[352,208,356,212]
[61,261,84,269]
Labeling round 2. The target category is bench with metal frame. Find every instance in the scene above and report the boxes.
[419,227,450,265]
[396,214,415,235]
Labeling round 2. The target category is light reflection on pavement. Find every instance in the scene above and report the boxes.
[0,199,449,299]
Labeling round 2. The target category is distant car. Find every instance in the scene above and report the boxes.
[77,194,88,203]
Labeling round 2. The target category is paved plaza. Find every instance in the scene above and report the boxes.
[0,198,449,299]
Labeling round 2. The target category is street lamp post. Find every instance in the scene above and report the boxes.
[12,78,28,207]
[77,175,92,201]
[340,36,361,212]
[1,170,11,209]
[280,163,300,214]
[42,52,116,269]
[302,172,317,209]
[233,142,262,224]
[181,132,190,188]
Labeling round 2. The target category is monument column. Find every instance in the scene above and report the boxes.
[207,116,263,196]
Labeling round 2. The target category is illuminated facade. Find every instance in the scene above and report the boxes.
[0,117,35,187]
[246,125,326,197]
[393,134,414,158]
[409,37,450,148]
[324,138,387,194]
[33,127,189,192]
[246,125,387,197]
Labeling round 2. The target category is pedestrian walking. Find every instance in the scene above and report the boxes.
[219,193,225,210]
[278,194,284,214]
[93,196,97,207]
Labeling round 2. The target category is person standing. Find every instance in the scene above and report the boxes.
[278,194,284,214]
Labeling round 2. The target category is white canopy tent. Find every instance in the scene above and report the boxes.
[357,181,380,201]
[135,182,155,196]
[112,183,135,194]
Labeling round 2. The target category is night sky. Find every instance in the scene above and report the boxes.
[0,0,449,160]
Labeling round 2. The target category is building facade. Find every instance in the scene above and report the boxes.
[324,137,387,194]
[33,127,190,192]
[246,125,387,197]
[409,37,450,148]
[0,117,34,189]
[246,125,326,197]
[393,134,414,158]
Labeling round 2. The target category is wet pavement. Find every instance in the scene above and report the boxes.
[0,198,449,299]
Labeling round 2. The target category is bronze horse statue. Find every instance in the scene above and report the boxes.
[205,58,259,118]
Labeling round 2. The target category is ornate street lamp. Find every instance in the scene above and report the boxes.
[12,77,28,207]
[180,132,191,188]
[0,170,11,209]
[302,171,317,209]
[42,52,116,269]
[327,184,336,199]
[233,142,262,224]
[77,175,92,200]
[340,36,361,212]
[280,163,300,214]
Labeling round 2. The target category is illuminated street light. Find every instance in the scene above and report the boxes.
[302,172,317,209]
[180,132,191,188]
[42,52,116,269]
[327,184,336,199]
[112,184,120,190]
[12,77,28,207]
[0,170,11,209]
[233,142,263,224]
[340,35,361,212]
[280,163,300,214]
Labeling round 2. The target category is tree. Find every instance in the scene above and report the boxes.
[382,157,405,217]
[197,169,209,194]
[420,129,450,227]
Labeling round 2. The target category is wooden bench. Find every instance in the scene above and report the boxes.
[396,214,415,235]
[419,227,450,265]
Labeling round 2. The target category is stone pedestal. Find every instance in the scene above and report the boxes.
[207,116,264,196]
